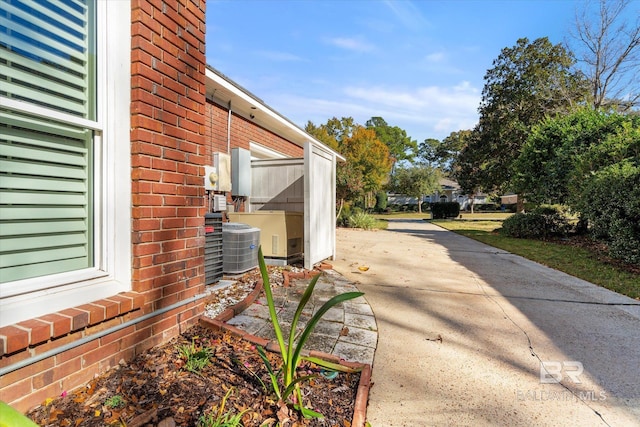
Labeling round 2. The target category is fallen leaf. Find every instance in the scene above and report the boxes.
[357,266,369,271]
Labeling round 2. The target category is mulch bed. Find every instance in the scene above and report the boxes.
[26,324,360,426]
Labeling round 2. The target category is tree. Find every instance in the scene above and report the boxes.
[307,118,392,211]
[341,126,392,194]
[439,130,472,174]
[453,130,484,214]
[513,108,636,205]
[305,120,339,150]
[365,117,418,165]
[390,166,441,214]
[570,0,640,110]
[417,138,441,168]
[468,37,589,193]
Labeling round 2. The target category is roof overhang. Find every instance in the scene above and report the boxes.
[205,65,345,161]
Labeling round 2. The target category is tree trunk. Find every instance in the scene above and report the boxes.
[336,198,344,222]
[517,195,525,213]
[418,195,423,214]
[469,194,475,214]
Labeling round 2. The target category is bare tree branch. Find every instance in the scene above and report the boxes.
[570,0,640,110]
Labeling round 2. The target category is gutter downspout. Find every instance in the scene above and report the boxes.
[0,292,209,377]
[227,100,231,154]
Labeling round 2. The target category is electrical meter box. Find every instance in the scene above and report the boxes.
[213,152,231,191]
[231,147,251,196]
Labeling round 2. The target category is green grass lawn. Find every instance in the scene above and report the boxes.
[432,219,639,300]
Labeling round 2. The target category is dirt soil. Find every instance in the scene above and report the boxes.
[26,324,359,427]
[27,266,359,427]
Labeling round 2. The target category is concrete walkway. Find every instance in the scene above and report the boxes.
[330,219,640,427]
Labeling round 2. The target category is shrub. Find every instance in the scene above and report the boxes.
[337,203,355,227]
[499,205,570,239]
[375,191,388,212]
[576,161,640,265]
[477,203,500,211]
[431,202,460,219]
[347,211,377,229]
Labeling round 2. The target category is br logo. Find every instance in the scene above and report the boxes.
[540,361,584,384]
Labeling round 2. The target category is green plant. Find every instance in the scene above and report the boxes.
[104,395,125,409]
[197,388,247,427]
[499,205,570,239]
[347,211,377,229]
[178,338,213,374]
[0,401,39,427]
[256,248,364,419]
[576,161,640,265]
[431,202,460,219]
[374,191,388,212]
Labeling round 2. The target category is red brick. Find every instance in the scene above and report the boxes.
[82,341,120,368]
[120,327,152,351]
[16,319,50,346]
[132,194,164,206]
[131,114,164,133]
[0,356,54,389]
[161,218,185,229]
[99,324,135,346]
[0,325,29,354]
[59,308,89,331]
[0,377,32,405]
[32,357,81,389]
[105,295,133,314]
[60,364,98,396]
[76,304,105,325]
[151,182,177,194]
[133,218,161,232]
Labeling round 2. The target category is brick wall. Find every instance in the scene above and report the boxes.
[205,101,304,165]
[0,0,207,412]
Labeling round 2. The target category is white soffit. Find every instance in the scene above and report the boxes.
[205,66,345,162]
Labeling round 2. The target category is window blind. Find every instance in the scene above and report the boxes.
[0,0,95,283]
[0,0,94,118]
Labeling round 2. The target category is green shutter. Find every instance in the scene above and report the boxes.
[0,0,96,283]
[0,109,93,282]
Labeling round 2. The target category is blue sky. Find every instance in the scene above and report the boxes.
[206,0,589,142]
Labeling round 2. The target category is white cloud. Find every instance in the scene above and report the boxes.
[326,36,375,52]
[425,52,445,63]
[383,0,431,32]
[256,50,305,62]
[265,82,480,140]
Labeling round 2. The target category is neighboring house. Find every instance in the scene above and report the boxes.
[500,193,519,205]
[388,178,487,208]
[0,0,342,412]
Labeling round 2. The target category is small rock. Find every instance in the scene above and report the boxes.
[158,417,176,427]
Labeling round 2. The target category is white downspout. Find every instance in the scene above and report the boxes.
[227,100,231,154]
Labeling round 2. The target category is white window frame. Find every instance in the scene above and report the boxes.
[0,1,132,327]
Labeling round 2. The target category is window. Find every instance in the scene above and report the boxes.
[0,0,131,326]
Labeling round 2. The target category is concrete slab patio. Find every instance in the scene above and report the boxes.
[331,219,640,427]
[224,269,378,366]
